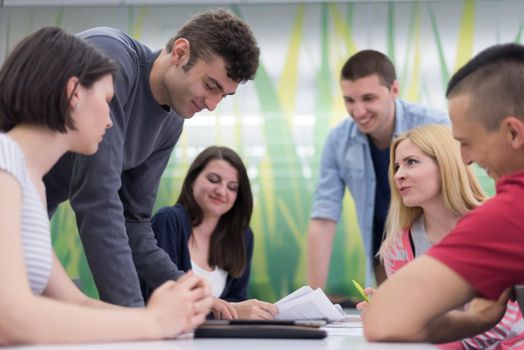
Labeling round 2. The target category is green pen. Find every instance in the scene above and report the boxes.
[352,279,370,302]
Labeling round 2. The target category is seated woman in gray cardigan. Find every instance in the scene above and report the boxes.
[145,146,277,320]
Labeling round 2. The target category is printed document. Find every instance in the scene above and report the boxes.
[275,286,347,322]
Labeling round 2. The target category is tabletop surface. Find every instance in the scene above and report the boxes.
[3,310,437,349]
[6,336,437,350]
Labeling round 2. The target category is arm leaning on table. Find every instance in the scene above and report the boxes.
[68,32,186,307]
[69,103,185,307]
[0,172,213,345]
[307,219,337,290]
[307,128,347,290]
[122,141,187,293]
[384,230,521,349]
[363,255,507,343]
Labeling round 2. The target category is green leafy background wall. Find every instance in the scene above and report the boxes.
[0,0,516,301]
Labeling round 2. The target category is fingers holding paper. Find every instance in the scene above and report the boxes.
[231,299,279,320]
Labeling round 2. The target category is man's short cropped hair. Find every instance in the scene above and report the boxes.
[340,49,397,87]
[446,43,524,131]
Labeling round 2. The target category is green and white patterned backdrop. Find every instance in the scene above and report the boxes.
[1,0,516,301]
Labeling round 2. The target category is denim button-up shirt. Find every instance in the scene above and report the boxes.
[311,99,450,285]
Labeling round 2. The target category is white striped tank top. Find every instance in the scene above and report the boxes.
[0,133,52,294]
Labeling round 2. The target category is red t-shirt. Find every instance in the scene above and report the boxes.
[428,170,524,300]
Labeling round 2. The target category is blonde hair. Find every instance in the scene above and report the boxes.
[378,124,486,259]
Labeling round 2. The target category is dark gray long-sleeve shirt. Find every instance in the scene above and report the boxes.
[45,27,185,307]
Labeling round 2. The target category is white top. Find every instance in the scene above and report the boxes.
[0,134,52,294]
[191,260,227,298]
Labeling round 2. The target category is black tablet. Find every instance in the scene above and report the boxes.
[194,324,327,339]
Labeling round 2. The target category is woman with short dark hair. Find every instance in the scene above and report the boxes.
[0,26,213,345]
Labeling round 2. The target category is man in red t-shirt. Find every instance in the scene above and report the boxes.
[363,43,524,344]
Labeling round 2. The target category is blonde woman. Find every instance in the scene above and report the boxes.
[358,125,522,349]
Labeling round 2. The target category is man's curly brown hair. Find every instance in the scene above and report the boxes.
[166,8,260,83]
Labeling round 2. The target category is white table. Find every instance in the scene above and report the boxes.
[4,310,436,349]
[6,335,437,349]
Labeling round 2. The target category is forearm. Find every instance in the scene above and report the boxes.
[78,296,123,310]
[77,223,144,306]
[122,143,184,291]
[425,292,511,344]
[365,309,495,343]
[1,295,158,345]
[423,310,495,343]
[306,219,336,289]
[69,145,145,306]
[308,136,344,289]
[364,256,478,343]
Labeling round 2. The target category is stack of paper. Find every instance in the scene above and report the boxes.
[322,315,364,336]
[274,286,347,322]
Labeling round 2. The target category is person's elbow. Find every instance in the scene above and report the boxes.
[363,311,398,341]
[364,322,428,342]
[0,302,39,345]
[363,306,428,342]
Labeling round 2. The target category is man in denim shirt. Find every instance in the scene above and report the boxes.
[307,50,449,289]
